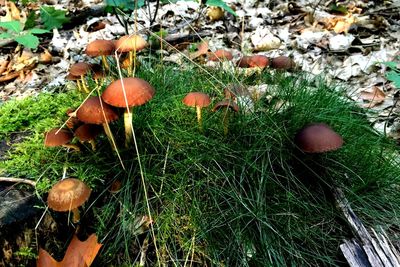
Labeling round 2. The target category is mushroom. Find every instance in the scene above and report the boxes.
[44,128,80,152]
[212,99,239,135]
[115,35,147,76]
[85,39,115,70]
[182,92,211,131]
[237,55,269,68]
[69,62,92,94]
[76,96,119,150]
[102,77,155,147]
[208,49,233,62]
[47,178,91,223]
[74,124,102,151]
[65,108,82,130]
[294,123,343,153]
[66,73,83,93]
[270,56,295,70]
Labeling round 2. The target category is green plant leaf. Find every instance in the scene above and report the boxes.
[28,28,49,34]
[0,21,22,33]
[40,6,70,30]
[105,0,145,10]
[15,33,39,49]
[0,32,13,39]
[206,0,236,16]
[386,70,400,89]
[25,11,38,30]
[382,61,398,70]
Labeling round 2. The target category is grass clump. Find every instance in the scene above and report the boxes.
[1,65,400,266]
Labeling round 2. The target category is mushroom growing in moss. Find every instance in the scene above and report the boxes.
[270,56,295,70]
[69,62,92,94]
[76,96,119,150]
[182,92,211,131]
[85,39,115,70]
[237,55,269,68]
[47,178,91,223]
[74,124,102,151]
[115,35,147,76]
[44,128,80,152]
[212,99,239,135]
[101,77,155,147]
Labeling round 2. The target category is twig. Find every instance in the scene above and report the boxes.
[0,177,36,187]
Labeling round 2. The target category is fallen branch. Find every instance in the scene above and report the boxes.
[0,177,36,187]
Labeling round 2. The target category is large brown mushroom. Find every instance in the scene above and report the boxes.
[44,128,80,152]
[294,123,343,153]
[237,55,269,68]
[115,35,147,76]
[212,99,239,135]
[47,178,91,223]
[85,39,115,70]
[76,96,119,150]
[182,92,211,131]
[208,49,233,62]
[102,77,155,146]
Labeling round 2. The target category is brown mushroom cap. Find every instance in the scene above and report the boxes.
[47,178,91,212]
[212,99,239,112]
[91,64,105,79]
[208,49,233,61]
[182,92,211,108]
[102,78,155,108]
[248,55,269,68]
[294,123,343,153]
[115,35,148,53]
[85,39,115,57]
[237,55,269,68]
[69,62,92,76]
[74,124,102,142]
[66,73,80,81]
[44,128,73,147]
[76,96,119,125]
[270,56,295,70]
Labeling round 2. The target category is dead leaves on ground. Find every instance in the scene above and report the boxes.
[360,86,386,108]
[37,234,102,267]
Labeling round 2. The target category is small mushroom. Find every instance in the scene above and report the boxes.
[85,39,115,70]
[69,62,92,93]
[237,55,269,68]
[294,123,343,153]
[102,77,155,147]
[212,99,239,135]
[115,35,147,76]
[182,92,211,131]
[208,49,233,62]
[66,73,83,93]
[74,124,102,151]
[76,96,119,150]
[270,56,295,70]
[47,178,91,223]
[65,108,82,130]
[44,128,80,152]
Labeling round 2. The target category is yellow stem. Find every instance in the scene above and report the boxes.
[124,108,134,147]
[101,55,109,70]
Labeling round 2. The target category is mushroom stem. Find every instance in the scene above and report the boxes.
[124,108,134,147]
[101,55,109,70]
[72,208,80,223]
[62,144,81,152]
[76,79,83,92]
[80,76,90,94]
[222,108,230,136]
[102,122,117,152]
[128,50,134,76]
[88,140,96,151]
[196,106,203,131]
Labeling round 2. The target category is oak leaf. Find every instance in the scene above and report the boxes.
[37,234,102,267]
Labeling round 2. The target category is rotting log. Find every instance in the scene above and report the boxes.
[334,187,400,267]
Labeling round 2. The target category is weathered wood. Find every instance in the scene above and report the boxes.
[334,187,400,267]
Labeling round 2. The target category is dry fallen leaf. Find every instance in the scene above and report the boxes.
[360,86,386,108]
[189,41,209,60]
[37,234,102,267]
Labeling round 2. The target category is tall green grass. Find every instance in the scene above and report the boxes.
[1,65,399,266]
